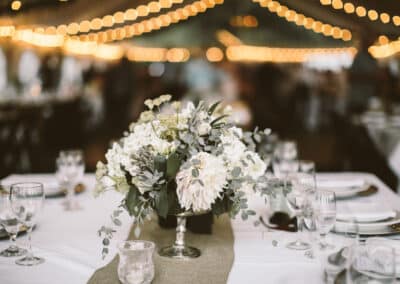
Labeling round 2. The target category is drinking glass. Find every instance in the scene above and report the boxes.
[10,182,45,266]
[286,173,314,250]
[0,191,27,257]
[272,140,298,179]
[316,219,359,284]
[346,242,396,283]
[118,240,155,284]
[56,150,85,210]
[314,190,336,250]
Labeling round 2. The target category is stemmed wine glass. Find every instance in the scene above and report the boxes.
[10,182,45,266]
[314,190,336,250]
[285,160,316,250]
[0,191,27,257]
[56,150,85,210]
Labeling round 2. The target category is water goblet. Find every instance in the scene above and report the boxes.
[0,191,27,257]
[10,182,45,266]
[314,190,336,250]
[56,150,85,210]
[118,240,155,284]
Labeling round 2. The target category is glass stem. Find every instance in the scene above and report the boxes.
[320,233,327,248]
[26,226,33,259]
[297,215,303,242]
[174,216,186,249]
[9,233,18,250]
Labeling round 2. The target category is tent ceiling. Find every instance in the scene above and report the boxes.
[1,0,398,47]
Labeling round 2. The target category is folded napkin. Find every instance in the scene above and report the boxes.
[336,203,396,223]
[362,238,400,276]
[317,179,365,191]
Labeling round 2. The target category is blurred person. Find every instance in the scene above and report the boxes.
[103,57,135,137]
[348,34,379,114]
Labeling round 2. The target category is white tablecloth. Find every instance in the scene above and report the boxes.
[1,172,399,284]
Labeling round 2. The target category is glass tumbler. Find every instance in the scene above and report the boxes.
[118,240,155,284]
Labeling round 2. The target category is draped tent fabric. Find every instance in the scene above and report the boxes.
[1,0,399,48]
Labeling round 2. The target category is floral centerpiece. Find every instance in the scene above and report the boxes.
[96,95,269,259]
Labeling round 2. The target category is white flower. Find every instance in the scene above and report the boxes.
[144,99,154,110]
[139,111,154,123]
[197,122,211,136]
[176,152,228,212]
[125,122,176,154]
[240,151,266,180]
[220,127,246,167]
[180,101,195,117]
[105,142,126,178]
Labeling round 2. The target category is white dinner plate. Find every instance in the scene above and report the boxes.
[1,174,63,197]
[334,212,400,236]
[316,178,370,199]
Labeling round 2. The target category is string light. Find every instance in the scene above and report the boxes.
[226,45,357,63]
[11,1,21,11]
[99,0,223,43]
[320,0,400,26]
[369,38,400,58]
[253,0,352,41]
[206,47,224,62]
[126,46,190,62]
[216,30,242,47]
[230,15,258,28]
[5,0,185,37]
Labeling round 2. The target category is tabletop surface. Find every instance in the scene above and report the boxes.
[1,172,399,284]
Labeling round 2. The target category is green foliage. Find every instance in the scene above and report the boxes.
[155,185,169,218]
[166,152,181,179]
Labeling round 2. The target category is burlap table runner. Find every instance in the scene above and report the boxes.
[87,214,234,284]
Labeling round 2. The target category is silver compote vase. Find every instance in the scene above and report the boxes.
[158,211,208,259]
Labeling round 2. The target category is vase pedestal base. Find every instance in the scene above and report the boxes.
[158,245,201,259]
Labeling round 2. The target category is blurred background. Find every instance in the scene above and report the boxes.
[0,0,399,190]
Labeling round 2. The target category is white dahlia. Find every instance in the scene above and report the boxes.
[176,152,228,212]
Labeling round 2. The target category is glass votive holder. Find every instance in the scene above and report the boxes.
[118,240,155,284]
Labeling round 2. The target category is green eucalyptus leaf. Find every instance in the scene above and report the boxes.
[156,186,169,218]
[192,168,199,178]
[166,152,181,179]
[210,115,229,126]
[154,155,167,174]
[231,167,242,178]
[208,101,221,115]
[125,186,140,216]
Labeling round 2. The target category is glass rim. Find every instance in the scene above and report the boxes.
[10,182,44,189]
[316,189,336,196]
[118,240,155,252]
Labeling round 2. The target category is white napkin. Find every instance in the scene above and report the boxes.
[1,174,60,195]
[317,179,365,191]
[363,238,400,276]
[336,202,396,223]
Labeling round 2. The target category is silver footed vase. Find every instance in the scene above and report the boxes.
[158,211,202,259]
